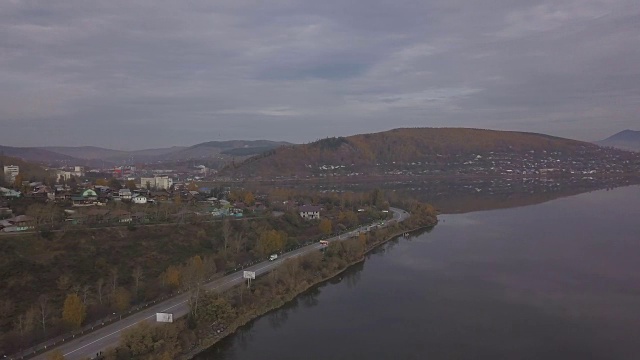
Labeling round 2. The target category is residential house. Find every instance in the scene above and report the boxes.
[119,189,132,201]
[149,190,170,202]
[31,185,54,201]
[82,189,99,201]
[0,187,21,198]
[72,189,98,206]
[1,215,34,232]
[132,194,147,204]
[299,205,322,220]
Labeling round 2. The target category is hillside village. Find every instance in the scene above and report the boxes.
[0,164,334,234]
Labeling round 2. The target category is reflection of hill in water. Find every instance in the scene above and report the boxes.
[396,177,640,214]
[293,175,640,214]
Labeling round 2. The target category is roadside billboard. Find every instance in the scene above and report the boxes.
[243,271,256,279]
[156,312,173,323]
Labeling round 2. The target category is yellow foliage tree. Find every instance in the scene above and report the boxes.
[243,191,255,206]
[319,218,332,235]
[62,294,86,329]
[257,230,286,256]
[165,266,181,288]
[113,287,131,312]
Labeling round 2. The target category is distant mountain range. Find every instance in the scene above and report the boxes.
[596,130,640,151]
[0,140,291,167]
[224,128,638,178]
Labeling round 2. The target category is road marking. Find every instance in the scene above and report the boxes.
[54,210,404,358]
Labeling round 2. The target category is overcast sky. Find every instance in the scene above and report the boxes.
[1,0,638,150]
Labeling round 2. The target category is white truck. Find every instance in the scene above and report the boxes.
[269,254,278,261]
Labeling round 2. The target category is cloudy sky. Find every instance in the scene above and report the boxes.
[1,0,638,149]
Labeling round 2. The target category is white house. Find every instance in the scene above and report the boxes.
[119,188,132,200]
[299,205,321,220]
[132,194,148,204]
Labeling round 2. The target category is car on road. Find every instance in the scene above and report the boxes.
[319,240,329,246]
[269,254,278,261]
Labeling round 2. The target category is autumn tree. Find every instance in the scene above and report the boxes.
[370,188,384,207]
[319,218,332,235]
[13,173,24,189]
[257,230,286,257]
[95,178,109,186]
[113,287,131,312]
[243,191,255,206]
[119,321,182,358]
[165,266,181,289]
[108,178,121,190]
[195,292,235,326]
[125,179,137,191]
[62,293,86,328]
[338,211,358,228]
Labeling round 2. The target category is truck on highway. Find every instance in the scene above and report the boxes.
[269,254,278,261]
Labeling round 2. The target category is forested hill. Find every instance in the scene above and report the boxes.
[224,128,639,178]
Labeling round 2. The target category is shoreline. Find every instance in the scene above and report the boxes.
[182,222,435,360]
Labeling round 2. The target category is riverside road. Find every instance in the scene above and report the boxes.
[30,208,409,360]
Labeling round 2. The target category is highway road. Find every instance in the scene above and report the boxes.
[31,208,409,360]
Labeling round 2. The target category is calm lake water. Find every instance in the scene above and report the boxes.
[197,185,640,360]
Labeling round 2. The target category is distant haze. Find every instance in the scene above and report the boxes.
[1,1,638,149]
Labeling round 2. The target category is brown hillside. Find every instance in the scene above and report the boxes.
[0,155,52,185]
[224,128,602,178]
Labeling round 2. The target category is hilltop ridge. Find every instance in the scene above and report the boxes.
[224,127,639,178]
[597,130,640,151]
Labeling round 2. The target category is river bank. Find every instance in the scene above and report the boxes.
[101,203,437,359]
[183,217,437,360]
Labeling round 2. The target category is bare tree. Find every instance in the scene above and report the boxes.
[132,266,144,296]
[233,231,245,256]
[71,284,81,295]
[96,278,105,305]
[14,314,26,336]
[109,267,118,298]
[82,285,91,305]
[38,295,50,335]
[222,218,232,256]
[57,274,72,293]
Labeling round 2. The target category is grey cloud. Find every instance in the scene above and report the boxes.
[0,0,638,148]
